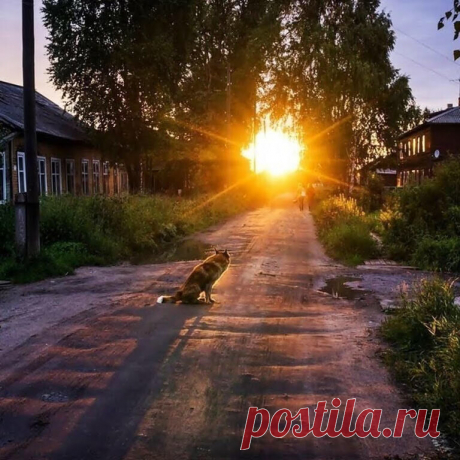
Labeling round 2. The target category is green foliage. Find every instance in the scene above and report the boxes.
[322,221,377,266]
[0,188,257,283]
[0,242,93,284]
[268,0,420,181]
[313,194,378,265]
[439,3,460,60]
[43,0,420,186]
[43,0,198,188]
[314,194,365,231]
[0,203,15,258]
[382,160,460,269]
[352,175,385,213]
[42,0,284,187]
[412,237,460,273]
[381,278,460,439]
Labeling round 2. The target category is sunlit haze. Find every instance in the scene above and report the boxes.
[242,129,302,176]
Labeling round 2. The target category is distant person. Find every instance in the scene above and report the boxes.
[307,184,315,210]
[297,184,306,211]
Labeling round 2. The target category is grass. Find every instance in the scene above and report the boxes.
[0,184,262,283]
[381,278,460,442]
[313,194,378,265]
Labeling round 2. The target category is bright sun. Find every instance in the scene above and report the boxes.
[242,129,302,176]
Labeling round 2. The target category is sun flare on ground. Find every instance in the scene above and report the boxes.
[242,129,302,176]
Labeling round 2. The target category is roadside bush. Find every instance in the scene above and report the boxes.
[381,160,460,270]
[322,221,377,266]
[0,242,94,283]
[366,174,385,211]
[353,174,385,212]
[412,237,460,273]
[0,203,15,258]
[381,278,460,439]
[313,194,378,265]
[314,194,365,230]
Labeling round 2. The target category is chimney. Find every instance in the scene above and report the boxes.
[447,103,454,109]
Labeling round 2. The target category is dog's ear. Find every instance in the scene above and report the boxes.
[224,249,230,257]
[214,247,219,254]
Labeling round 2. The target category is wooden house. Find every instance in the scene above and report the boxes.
[397,102,460,186]
[0,81,128,203]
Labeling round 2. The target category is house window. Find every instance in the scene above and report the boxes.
[0,151,6,202]
[412,139,416,155]
[408,141,411,156]
[422,135,426,152]
[92,160,100,194]
[81,160,89,195]
[17,152,27,193]
[66,160,75,194]
[38,156,47,196]
[121,170,128,192]
[113,164,119,195]
[417,137,421,154]
[103,161,109,194]
[51,158,62,195]
[399,142,403,159]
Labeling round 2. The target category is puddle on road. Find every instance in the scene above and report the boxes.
[320,276,364,300]
[132,239,212,265]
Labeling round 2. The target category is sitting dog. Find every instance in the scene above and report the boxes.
[157,249,230,304]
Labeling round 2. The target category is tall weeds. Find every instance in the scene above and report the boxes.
[313,194,378,265]
[381,278,460,440]
[0,186,258,282]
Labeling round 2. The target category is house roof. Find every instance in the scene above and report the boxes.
[399,106,460,139]
[0,81,88,142]
[426,106,460,124]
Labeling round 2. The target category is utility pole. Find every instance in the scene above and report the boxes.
[450,77,460,106]
[19,0,40,258]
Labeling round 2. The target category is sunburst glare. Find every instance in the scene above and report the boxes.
[242,129,302,176]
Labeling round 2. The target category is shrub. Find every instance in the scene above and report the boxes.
[381,278,460,439]
[0,203,15,258]
[381,160,460,268]
[314,194,365,231]
[0,242,93,283]
[313,194,377,265]
[322,221,378,266]
[412,237,460,273]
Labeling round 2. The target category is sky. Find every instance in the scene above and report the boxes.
[0,0,459,111]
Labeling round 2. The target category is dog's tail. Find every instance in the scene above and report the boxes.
[157,290,182,304]
[157,295,177,304]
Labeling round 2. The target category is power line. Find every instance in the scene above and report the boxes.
[393,50,458,85]
[395,27,460,68]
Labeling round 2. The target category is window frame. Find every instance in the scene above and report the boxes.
[17,151,27,193]
[81,159,89,195]
[113,164,119,195]
[0,151,6,203]
[65,159,75,194]
[92,159,100,194]
[51,157,62,195]
[38,156,47,196]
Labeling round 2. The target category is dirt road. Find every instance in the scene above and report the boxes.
[0,196,437,459]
